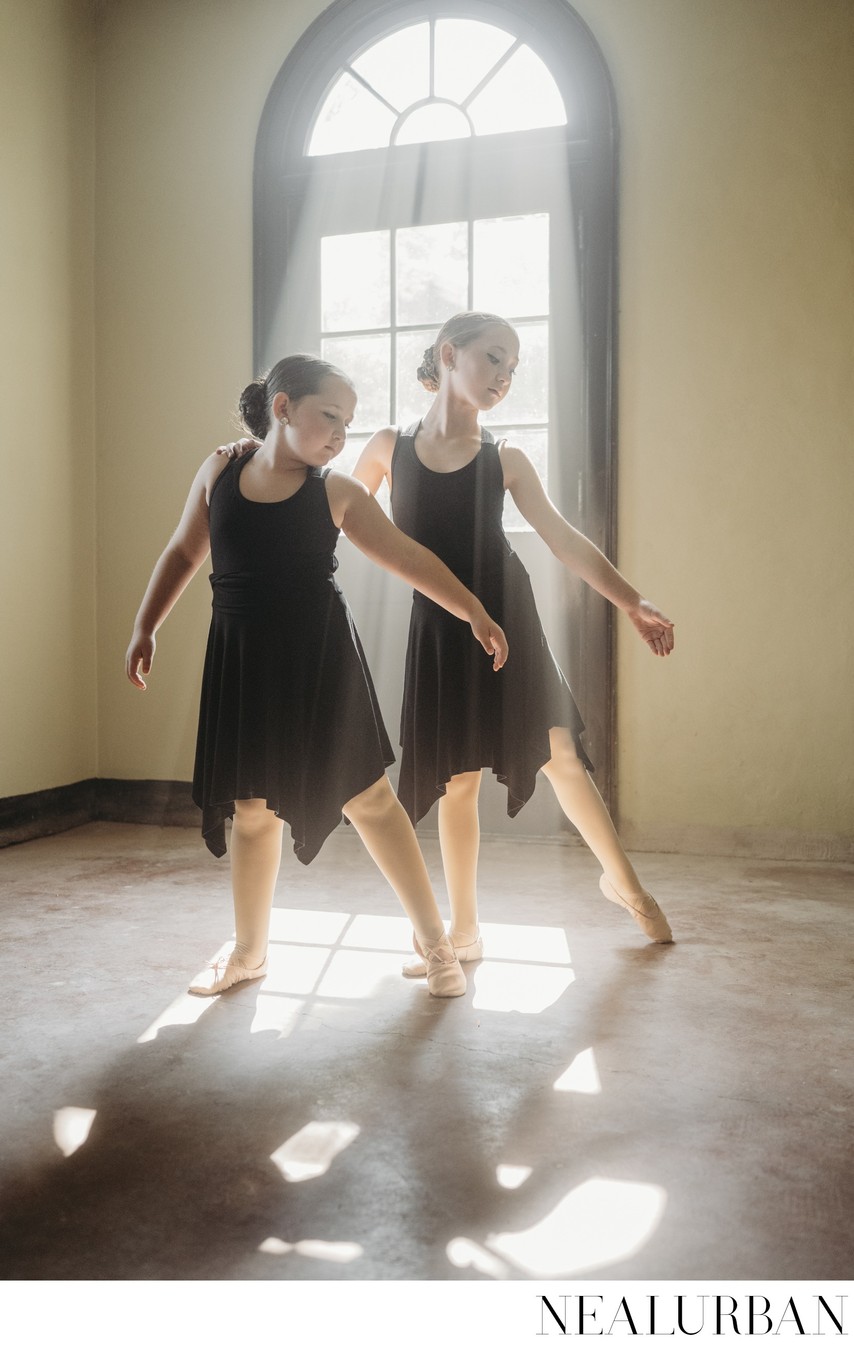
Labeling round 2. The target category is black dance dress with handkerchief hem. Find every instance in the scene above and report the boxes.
[192,453,393,863]
[390,424,593,826]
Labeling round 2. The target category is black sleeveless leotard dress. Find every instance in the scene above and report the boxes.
[192,452,393,862]
[391,423,593,826]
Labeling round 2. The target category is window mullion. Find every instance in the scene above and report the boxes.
[460,39,523,112]
[390,229,398,422]
[345,64,400,116]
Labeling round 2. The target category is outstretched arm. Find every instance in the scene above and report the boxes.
[326,472,508,670]
[502,444,675,657]
[125,456,222,688]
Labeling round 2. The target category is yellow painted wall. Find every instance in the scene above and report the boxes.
[576,0,854,856]
[5,0,851,859]
[0,0,96,797]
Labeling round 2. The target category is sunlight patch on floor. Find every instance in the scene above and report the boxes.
[344,913,413,950]
[314,949,405,999]
[496,1164,532,1189]
[478,922,571,965]
[472,962,574,1013]
[139,913,579,1035]
[269,1120,360,1182]
[446,1237,512,1278]
[258,1237,363,1263]
[485,1175,667,1277]
[553,1046,602,1095]
[263,943,333,996]
[250,993,307,1037]
[53,1107,97,1157]
[267,908,351,946]
[137,990,211,1044]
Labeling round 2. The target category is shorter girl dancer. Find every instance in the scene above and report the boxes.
[352,313,675,970]
[126,354,507,998]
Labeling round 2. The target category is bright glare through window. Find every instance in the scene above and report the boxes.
[308,19,566,156]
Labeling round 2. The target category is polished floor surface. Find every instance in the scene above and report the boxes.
[0,821,851,1281]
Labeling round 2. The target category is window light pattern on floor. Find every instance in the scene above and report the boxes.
[53,1107,97,1158]
[136,911,575,1042]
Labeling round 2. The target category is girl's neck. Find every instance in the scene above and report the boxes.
[420,393,481,442]
[257,430,308,475]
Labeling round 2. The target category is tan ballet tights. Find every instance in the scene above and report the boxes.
[342,776,445,947]
[540,727,643,896]
[229,780,446,964]
[437,727,644,939]
[437,770,482,945]
[230,798,284,966]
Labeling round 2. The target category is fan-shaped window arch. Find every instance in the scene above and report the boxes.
[254,0,619,813]
[308,19,568,155]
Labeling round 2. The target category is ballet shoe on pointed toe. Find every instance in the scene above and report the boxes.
[414,933,467,998]
[188,952,269,996]
[599,875,673,944]
[402,929,483,979]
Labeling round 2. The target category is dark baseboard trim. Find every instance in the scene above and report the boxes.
[96,779,198,828]
[0,779,98,848]
[0,779,198,848]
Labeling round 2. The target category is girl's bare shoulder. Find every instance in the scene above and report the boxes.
[198,450,233,504]
[497,438,534,485]
[365,425,398,466]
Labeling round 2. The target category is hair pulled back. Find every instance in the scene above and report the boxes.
[237,354,353,438]
[416,312,517,393]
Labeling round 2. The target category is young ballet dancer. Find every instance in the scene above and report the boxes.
[350,312,676,973]
[125,353,508,999]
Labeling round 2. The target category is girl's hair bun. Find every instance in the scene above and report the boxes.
[237,378,269,438]
[416,345,441,393]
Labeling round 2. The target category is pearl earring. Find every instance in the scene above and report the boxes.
[280,415,288,425]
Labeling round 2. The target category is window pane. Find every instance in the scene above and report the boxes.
[395,222,468,327]
[469,46,566,136]
[308,73,396,156]
[434,20,515,104]
[394,102,471,146]
[482,321,548,426]
[321,334,390,431]
[322,231,390,331]
[498,428,548,532]
[473,214,549,318]
[331,432,369,479]
[395,329,437,428]
[351,23,430,113]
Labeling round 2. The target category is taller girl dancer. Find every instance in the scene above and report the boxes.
[126,354,507,998]
[352,312,675,970]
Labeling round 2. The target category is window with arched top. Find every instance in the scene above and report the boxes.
[307,19,568,154]
[255,0,620,815]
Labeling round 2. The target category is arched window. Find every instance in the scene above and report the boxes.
[255,0,619,814]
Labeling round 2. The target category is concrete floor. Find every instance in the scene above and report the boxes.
[0,820,851,1282]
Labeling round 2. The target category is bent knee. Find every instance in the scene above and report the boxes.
[342,775,397,825]
[542,730,588,780]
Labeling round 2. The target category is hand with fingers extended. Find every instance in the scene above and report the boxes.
[216,436,260,460]
[626,599,675,657]
[126,631,156,689]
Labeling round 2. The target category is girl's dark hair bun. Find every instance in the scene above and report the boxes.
[417,345,441,393]
[238,378,269,438]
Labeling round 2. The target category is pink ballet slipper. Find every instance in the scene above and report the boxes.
[599,875,673,943]
[402,928,483,979]
[188,951,269,996]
